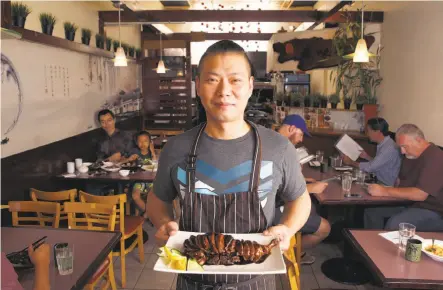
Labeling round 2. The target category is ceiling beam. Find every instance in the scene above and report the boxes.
[142,32,272,41]
[307,1,353,30]
[99,9,383,24]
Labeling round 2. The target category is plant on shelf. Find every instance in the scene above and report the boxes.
[63,22,78,41]
[81,28,91,45]
[136,48,142,59]
[95,34,104,49]
[328,93,340,109]
[121,43,128,55]
[11,2,31,28]
[105,37,112,51]
[303,95,311,107]
[319,94,328,108]
[129,46,135,57]
[39,13,56,36]
[290,92,303,107]
[343,96,353,110]
[355,94,367,110]
[112,40,119,52]
[310,94,321,108]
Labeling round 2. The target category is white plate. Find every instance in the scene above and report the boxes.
[153,231,286,275]
[309,161,321,167]
[82,162,93,167]
[422,239,443,263]
[101,165,121,172]
[334,166,353,171]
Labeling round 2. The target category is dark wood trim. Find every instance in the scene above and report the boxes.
[12,27,114,59]
[1,1,12,29]
[98,14,105,35]
[344,229,443,289]
[142,32,272,41]
[307,1,353,30]
[99,9,383,24]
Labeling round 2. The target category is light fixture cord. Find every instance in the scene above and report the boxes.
[160,33,163,59]
[361,1,364,39]
[118,2,122,47]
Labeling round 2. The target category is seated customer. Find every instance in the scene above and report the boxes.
[365,124,443,231]
[343,118,401,186]
[277,114,331,264]
[96,109,134,162]
[119,131,157,219]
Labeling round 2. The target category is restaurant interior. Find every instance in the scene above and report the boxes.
[1,0,443,289]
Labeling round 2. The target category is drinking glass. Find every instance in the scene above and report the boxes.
[356,170,366,184]
[398,223,416,251]
[316,151,324,163]
[342,172,353,196]
[75,158,83,170]
[67,162,75,174]
[55,245,74,275]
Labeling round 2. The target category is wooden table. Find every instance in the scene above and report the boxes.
[1,227,121,290]
[344,229,443,289]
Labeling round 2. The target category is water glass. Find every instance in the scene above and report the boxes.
[342,172,353,196]
[398,223,416,251]
[74,158,83,170]
[67,162,75,174]
[356,170,366,184]
[55,245,74,275]
[316,151,324,163]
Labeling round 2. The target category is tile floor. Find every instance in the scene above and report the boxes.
[111,223,394,290]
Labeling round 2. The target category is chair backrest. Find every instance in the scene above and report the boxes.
[79,191,126,233]
[64,202,116,231]
[8,201,61,228]
[30,188,77,203]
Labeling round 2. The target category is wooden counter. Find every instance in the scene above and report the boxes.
[307,128,368,140]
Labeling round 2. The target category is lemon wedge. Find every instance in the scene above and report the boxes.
[168,256,187,271]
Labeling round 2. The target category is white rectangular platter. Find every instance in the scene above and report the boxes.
[153,231,287,275]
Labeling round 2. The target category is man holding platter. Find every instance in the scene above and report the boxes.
[147,40,311,289]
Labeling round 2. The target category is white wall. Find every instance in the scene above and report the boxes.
[1,39,139,158]
[378,1,443,145]
[105,25,141,49]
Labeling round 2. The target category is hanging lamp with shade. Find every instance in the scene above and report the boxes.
[114,2,127,67]
[154,32,169,73]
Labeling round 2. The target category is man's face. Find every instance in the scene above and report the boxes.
[99,113,115,135]
[196,52,253,124]
[396,134,418,159]
[366,127,378,142]
[279,124,304,145]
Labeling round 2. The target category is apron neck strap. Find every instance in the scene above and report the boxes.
[186,121,262,193]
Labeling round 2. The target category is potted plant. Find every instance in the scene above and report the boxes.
[355,94,367,110]
[11,2,31,28]
[112,40,119,52]
[95,34,104,49]
[343,96,353,110]
[290,92,303,107]
[303,95,311,107]
[311,94,320,108]
[329,93,340,109]
[105,37,112,51]
[319,94,328,108]
[81,28,91,45]
[63,22,77,41]
[121,43,128,55]
[129,46,135,57]
[136,48,142,59]
[39,13,56,35]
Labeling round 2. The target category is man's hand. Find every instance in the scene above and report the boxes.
[28,244,50,268]
[342,155,355,166]
[155,221,179,246]
[368,184,389,197]
[307,182,328,194]
[107,152,122,163]
[359,150,372,160]
[263,224,291,251]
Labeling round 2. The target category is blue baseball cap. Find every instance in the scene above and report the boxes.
[282,114,311,137]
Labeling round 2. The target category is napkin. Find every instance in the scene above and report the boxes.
[62,173,77,178]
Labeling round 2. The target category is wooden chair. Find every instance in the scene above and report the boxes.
[284,233,301,290]
[8,201,61,228]
[64,202,117,290]
[30,188,77,221]
[79,191,144,288]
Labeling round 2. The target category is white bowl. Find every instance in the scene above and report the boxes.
[422,239,443,263]
[119,170,130,177]
[78,165,89,173]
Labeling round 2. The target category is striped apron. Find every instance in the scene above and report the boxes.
[176,121,276,290]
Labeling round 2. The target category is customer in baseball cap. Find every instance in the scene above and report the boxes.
[279,114,311,145]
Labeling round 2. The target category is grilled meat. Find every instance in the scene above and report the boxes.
[183,233,279,266]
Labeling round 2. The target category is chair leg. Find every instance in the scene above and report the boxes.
[120,239,126,288]
[109,258,117,290]
[137,226,144,263]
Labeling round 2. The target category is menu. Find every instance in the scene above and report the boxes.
[335,134,363,161]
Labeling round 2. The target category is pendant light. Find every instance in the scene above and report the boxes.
[153,32,168,73]
[114,2,127,67]
[353,2,369,63]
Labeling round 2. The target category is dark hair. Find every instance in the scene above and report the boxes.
[97,109,115,122]
[367,118,389,136]
[135,131,152,142]
[197,40,255,77]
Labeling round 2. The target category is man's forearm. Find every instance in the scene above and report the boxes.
[386,187,428,201]
[279,190,311,235]
[34,264,50,290]
[146,190,175,229]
